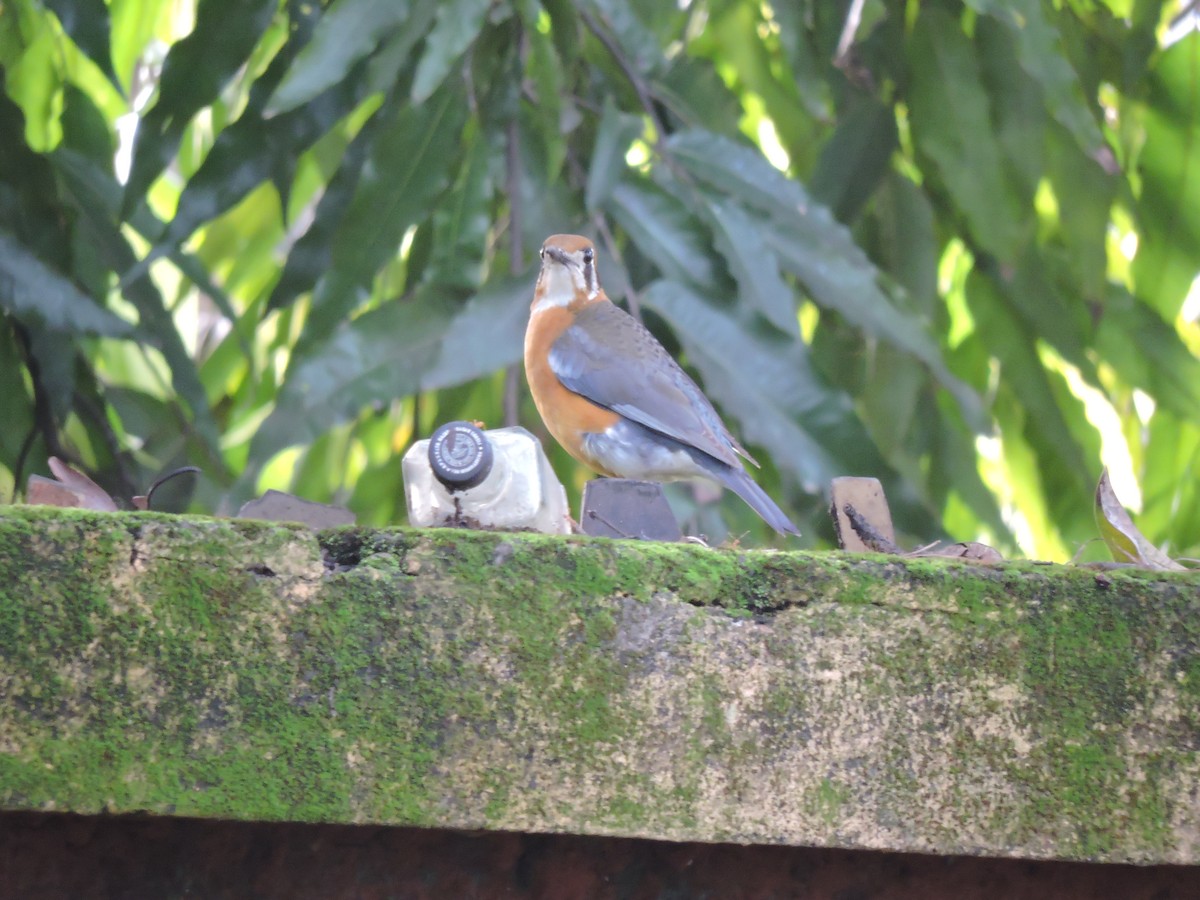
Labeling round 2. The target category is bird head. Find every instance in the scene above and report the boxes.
[533,234,601,311]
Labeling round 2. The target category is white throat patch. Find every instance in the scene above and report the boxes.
[533,263,586,312]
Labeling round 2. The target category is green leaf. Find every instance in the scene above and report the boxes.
[330,83,467,289]
[53,147,243,348]
[3,20,62,152]
[410,0,492,102]
[661,130,983,431]
[927,389,1013,545]
[60,83,114,166]
[966,270,1094,511]
[265,0,413,116]
[266,113,382,313]
[991,249,1090,371]
[1131,32,1200,319]
[162,53,366,250]
[652,55,742,138]
[907,7,1025,260]
[542,0,581,69]
[428,136,494,290]
[809,95,898,224]
[295,86,467,344]
[585,0,665,76]
[1140,411,1200,554]
[363,0,440,96]
[975,15,1046,207]
[420,273,533,390]
[524,14,568,180]
[965,0,1106,156]
[642,280,837,492]
[643,279,939,538]
[109,0,166,93]
[0,231,131,336]
[699,198,796,334]
[123,0,277,212]
[52,152,223,459]
[767,0,832,122]
[585,99,642,212]
[607,177,718,291]
[249,290,455,465]
[1096,285,1200,421]
[44,0,121,90]
[0,322,35,473]
[1044,123,1114,300]
[507,108,582,254]
[864,172,938,311]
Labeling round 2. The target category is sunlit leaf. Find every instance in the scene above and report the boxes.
[55,148,243,346]
[249,290,455,466]
[294,85,468,345]
[45,0,121,90]
[3,21,62,152]
[1140,412,1200,555]
[159,0,362,249]
[266,113,382,313]
[53,151,223,458]
[967,270,1094,523]
[108,0,166,93]
[123,0,277,212]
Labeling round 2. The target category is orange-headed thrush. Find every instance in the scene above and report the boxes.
[524,234,799,536]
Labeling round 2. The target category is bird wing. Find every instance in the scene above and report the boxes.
[548,301,750,469]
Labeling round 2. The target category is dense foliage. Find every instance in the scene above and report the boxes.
[1,0,1197,554]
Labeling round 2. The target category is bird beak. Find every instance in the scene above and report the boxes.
[543,246,573,267]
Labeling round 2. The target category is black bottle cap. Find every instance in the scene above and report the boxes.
[428,421,493,491]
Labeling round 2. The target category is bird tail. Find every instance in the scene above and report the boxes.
[704,460,800,537]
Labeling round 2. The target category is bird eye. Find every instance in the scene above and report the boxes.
[539,247,545,260]
[583,248,594,264]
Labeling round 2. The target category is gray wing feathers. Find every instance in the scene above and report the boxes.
[549,303,744,469]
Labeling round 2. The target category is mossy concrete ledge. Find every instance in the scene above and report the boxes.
[1,507,1198,865]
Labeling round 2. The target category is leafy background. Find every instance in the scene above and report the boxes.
[1,0,1197,555]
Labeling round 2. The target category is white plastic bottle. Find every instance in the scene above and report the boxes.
[402,421,572,534]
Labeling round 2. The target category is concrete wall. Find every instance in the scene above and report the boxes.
[1,507,1198,889]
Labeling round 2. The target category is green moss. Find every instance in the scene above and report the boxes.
[2,507,1198,864]
[807,778,851,826]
